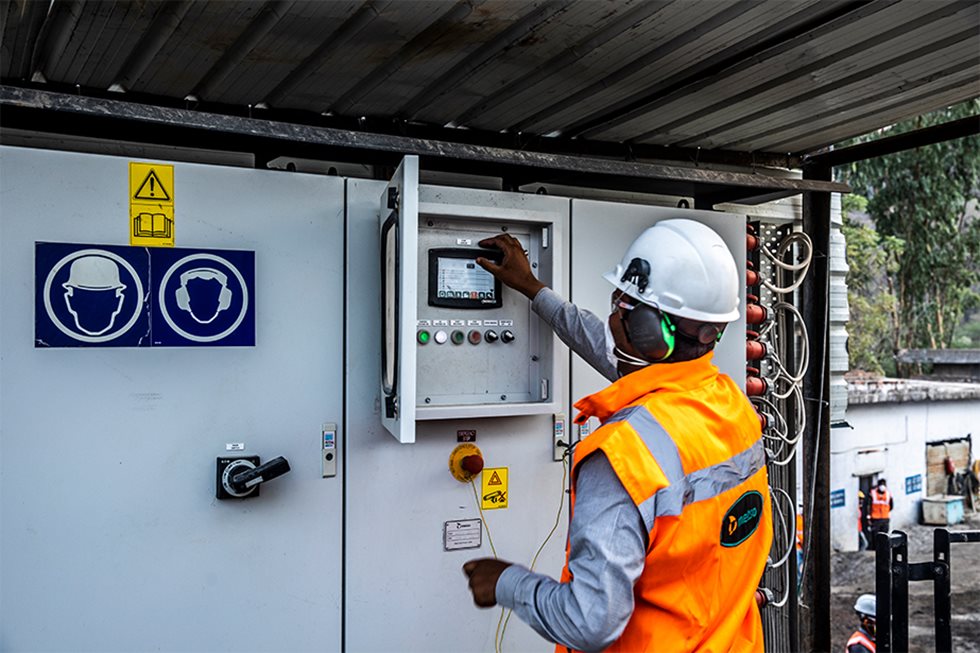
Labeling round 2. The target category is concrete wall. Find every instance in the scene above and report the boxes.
[831,381,980,551]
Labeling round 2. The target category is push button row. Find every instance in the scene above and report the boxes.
[417,329,515,345]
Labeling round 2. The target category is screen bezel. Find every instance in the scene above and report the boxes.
[427,248,503,309]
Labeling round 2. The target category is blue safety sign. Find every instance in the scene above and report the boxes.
[35,242,254,348]
[151,248,255,347]
[36,243,150,347]
[829,489,846,509]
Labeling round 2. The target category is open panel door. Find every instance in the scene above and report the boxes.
[379,156,419,443]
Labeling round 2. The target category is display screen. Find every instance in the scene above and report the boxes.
[435,257,496,302]
[428,248,502,309]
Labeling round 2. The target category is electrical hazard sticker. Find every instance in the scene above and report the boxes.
[481,467,508,510]
[129,162,175,247]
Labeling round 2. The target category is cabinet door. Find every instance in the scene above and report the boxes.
[0,147,343,652]
[379,155,420,443]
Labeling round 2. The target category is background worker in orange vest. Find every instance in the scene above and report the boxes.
[868,479,894,541]
[846,594,877,652]
[463,221,773,652]
[857,490,869,551]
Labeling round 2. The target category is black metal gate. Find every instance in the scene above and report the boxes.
[875,529,980,652]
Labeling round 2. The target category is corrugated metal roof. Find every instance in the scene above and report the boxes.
[2,0,978,156]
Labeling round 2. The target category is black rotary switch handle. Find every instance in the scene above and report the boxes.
[229,456,290,493]
[218,456,291,499]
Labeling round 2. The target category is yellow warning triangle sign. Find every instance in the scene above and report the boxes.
[133,170,171,201]
[487,471,502,486]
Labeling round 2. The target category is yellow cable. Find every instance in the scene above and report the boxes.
[497,457,569,653]
[470,478,504,653]
[471,478,498,558]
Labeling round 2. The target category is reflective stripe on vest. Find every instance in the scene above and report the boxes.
[846,630,875,652]
[602,404,766,531]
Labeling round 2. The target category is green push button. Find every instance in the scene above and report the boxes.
[451,330,465,345]
[417,330,431,345]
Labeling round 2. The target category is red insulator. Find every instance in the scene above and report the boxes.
[747,233,759,251]
[755,409,769,431]
[746,340,768,361]
[746,375,769,396]
[746,269,760,287]
[746,303,768,325]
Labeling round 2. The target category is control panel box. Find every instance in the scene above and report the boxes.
[415,221,551,409]
[379,156,568,443]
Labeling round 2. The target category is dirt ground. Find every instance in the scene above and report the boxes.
[831,510,980,652]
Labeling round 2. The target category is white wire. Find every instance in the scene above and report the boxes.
[761,231,813,271]
[770,302,809,383]
[769,487,798,570]
[762,232,813,294]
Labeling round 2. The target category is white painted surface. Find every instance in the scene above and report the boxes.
[0,146,344,651]
[344,179,571,652]
[830,398,979,551]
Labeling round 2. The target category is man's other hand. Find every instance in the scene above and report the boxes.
[477,234,545,300]
[462,558,512,607]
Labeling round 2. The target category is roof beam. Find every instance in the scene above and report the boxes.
[0,85,849,200]
[804,114,980,167]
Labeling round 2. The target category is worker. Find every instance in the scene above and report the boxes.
[846,594,877,653]
[463,220,773,652]
[856,490,869,551]
[868,478,893,541]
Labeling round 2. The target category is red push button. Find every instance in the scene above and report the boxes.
[468,330,482,345]
[461,454,484,475]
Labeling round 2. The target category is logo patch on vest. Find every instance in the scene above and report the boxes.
[721,490,763,547]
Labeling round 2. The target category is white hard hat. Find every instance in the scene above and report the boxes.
[854,594,876,618]
[604,219,739,322]
[62,255,126,291]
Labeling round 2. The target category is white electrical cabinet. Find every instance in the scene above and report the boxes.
[346,174,572,652]
[380,156,568,443]
[2,147,747,653]
[0,147,344,652]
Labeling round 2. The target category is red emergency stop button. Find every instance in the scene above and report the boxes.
[461,454,484,475]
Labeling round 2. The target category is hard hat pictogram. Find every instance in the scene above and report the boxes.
[41,247,145,344]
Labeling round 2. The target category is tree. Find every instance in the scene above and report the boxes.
[841,100,980,358]
[840,195,903,374]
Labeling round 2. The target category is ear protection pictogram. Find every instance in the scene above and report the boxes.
[176,267,232,323]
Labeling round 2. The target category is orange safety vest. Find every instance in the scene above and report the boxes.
[870,488,891,520]
[846,629,876,652]
[562,354,773,653]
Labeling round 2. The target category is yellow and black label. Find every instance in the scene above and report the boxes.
[129,162,174,247]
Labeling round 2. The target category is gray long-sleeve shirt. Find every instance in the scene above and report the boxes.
[494,287,649,651]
